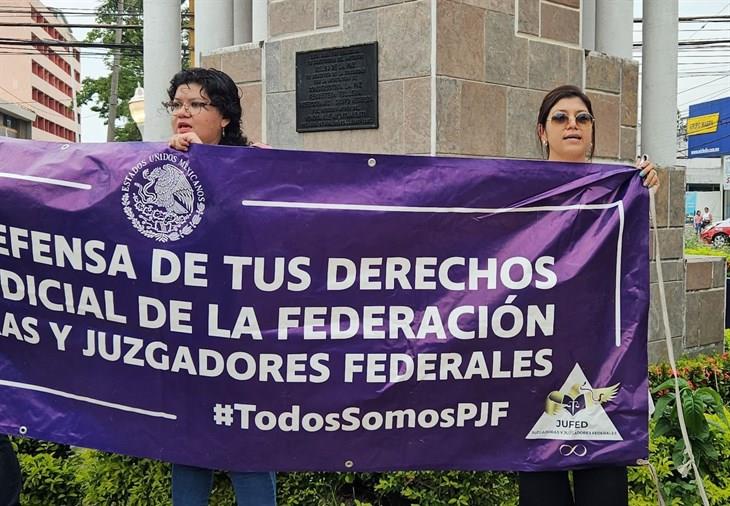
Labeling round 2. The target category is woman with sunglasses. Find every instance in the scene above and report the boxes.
[519,85,658,506]
[165,67,276,506]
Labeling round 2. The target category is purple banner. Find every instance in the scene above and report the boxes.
[0,138,648,472]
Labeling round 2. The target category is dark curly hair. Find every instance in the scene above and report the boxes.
[165,67,249,146]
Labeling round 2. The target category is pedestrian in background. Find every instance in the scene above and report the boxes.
[694,210,703,235]
[701,206,713,230]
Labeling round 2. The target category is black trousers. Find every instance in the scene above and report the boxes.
[0,435,21,506]
[519,467,628,506]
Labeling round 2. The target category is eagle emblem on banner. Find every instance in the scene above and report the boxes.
[121,157,206,242]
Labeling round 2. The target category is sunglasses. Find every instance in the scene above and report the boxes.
[549,111,595,127]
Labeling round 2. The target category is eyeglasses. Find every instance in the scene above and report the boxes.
[549,111,595,127]
[163,100,212,115]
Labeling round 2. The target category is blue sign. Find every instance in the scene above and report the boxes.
[686,192,698,221]
[688,96,730,158]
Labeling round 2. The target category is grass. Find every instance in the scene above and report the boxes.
[685,234,730,260]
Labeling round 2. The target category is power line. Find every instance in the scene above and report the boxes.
[0,21,142,29]
[0,38,141,50]
[0,3,140,12]
[0,49,142,58]
[634,39,730,48]
[677,62,730,66]
[0,7,142,17]
[0,84,78,124]
[634,15,730,22]
[679,71,730,77]
[678,74,730,95]
[0,7,191,17]
[679,87,730,110]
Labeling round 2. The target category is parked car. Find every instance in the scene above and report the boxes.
[700,219,730,247]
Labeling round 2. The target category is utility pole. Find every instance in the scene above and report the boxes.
[106,0,125,142]
[641,0,679,166]
[189,0,195,66]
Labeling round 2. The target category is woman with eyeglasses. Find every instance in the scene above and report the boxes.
[165,67,276,506]
[519,85,658,506]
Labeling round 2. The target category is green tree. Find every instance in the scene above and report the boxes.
[76,1,189,141]
[76,0,144,141]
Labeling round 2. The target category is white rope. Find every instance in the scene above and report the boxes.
[636,459,666,506]
[649,189,710,506]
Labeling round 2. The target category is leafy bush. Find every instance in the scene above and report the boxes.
[651,377,728,475]
[13,341,730,505]
[274,471,518,505]
[628,431,682,506]
[631,413,730,506]
[650,351,730,405]
[16,442,82,506]
[368,471,517,506]
[700,415,730,505]
[13,438,519,506]
[645,345,730,505]
[74,450,171,505]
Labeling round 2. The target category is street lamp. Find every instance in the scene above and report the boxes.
[128,83,145,137]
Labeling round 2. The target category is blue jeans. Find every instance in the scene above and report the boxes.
[172,463,276,506]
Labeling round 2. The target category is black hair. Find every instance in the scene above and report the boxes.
[536,84,596,159]
[166,67,249,146]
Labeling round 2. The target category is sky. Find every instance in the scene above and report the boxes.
[40,0,730,143]
[634,0,730,119]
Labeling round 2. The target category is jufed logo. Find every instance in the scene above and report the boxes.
[121,153,206,242]
[526,363,623,442]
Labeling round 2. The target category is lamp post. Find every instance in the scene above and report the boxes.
[128,83,145,137]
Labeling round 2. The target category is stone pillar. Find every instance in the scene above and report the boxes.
[143,0,180,141]
[595,0,633,59]
[641,0,678,166]
[582,0,596,51]
[252,0,268,43]
[234,0,253,45]
[648,167,687,362]
[685,255,726,355]
[195,0,234,64]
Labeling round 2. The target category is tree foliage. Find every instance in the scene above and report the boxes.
[76,0,143,141]
[76,0,191,141]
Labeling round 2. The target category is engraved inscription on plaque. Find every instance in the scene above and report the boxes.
[296,43,378,132]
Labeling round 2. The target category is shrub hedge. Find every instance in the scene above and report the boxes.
[14,442,519,506]
[14,338,730,505]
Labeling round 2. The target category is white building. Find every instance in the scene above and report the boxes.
[682,157,724,222]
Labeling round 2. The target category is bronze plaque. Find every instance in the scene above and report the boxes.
[296,43,378,132]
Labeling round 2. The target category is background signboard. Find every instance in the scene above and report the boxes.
[688,97,730,158]
[686,191,698,222]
